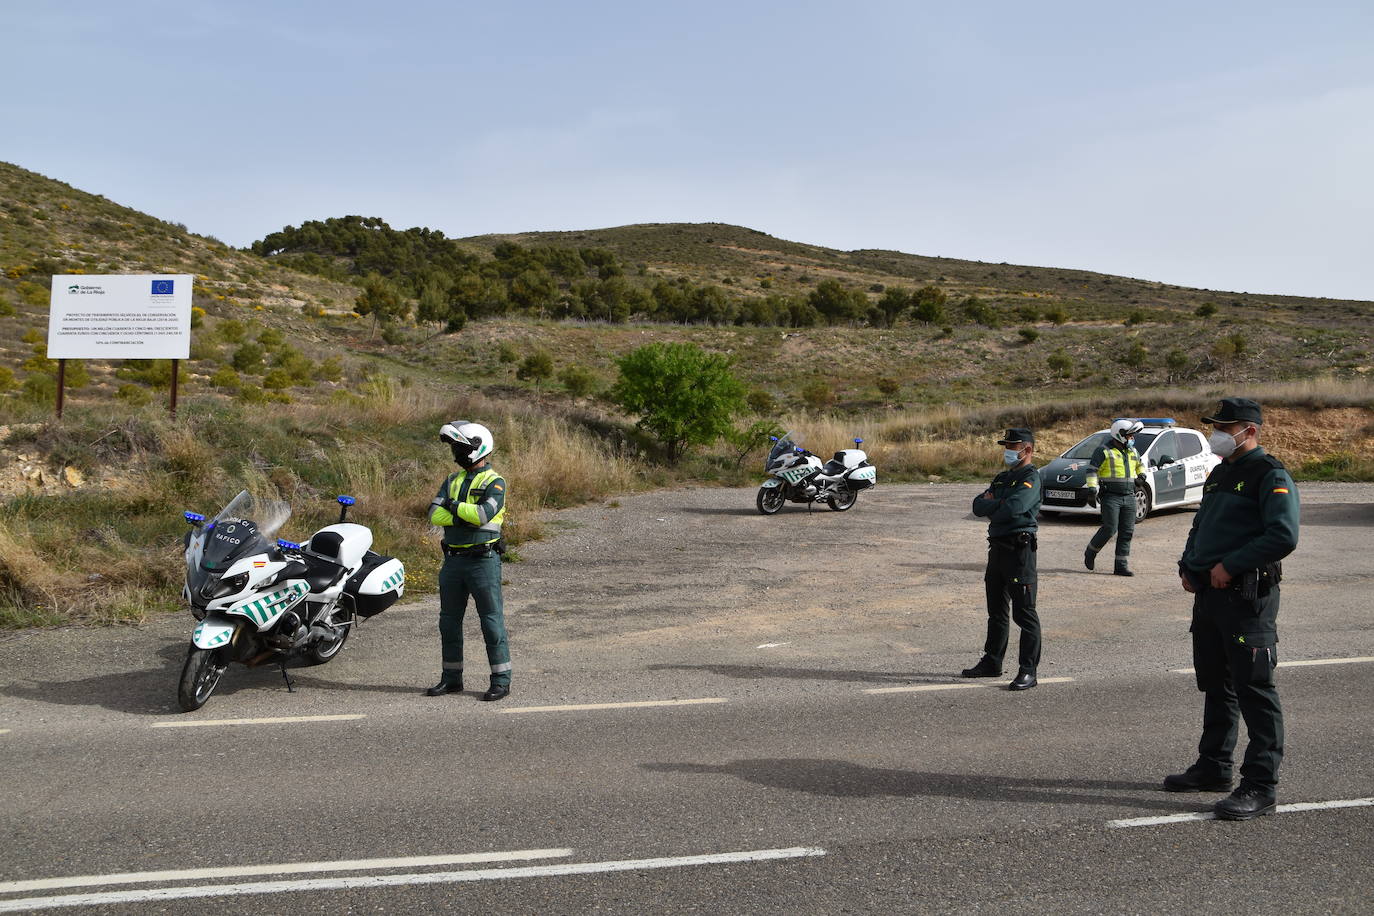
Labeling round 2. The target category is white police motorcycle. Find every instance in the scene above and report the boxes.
[756,433,877,514]
[177,490,405,711]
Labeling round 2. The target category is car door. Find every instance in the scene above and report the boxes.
[1148,430,1188,507]
[1175,429,1212,500]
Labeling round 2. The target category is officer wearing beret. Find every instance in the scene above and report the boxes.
[1166,398,1299,820]
[963,428,1042,690]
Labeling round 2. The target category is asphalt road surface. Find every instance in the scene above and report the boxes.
[2,482,1372,914]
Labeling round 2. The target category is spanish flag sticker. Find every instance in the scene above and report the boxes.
[1272,487,1289,494]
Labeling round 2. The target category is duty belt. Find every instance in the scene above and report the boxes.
[442,542,498,557]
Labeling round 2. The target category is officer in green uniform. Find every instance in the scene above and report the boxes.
[1085,418,1147,576]
[963,428,1042,691]
[1166,398,1299,820]
[425,420,511,701]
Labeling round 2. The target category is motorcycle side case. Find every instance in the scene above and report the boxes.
[844,464,877,490]
[344,551,406,618]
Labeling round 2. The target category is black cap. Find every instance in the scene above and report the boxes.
[1201,397,1263,426]
[997,427,1034,445]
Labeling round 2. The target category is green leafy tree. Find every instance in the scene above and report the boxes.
[232,342,265,373]
[517,350,554,385]
[1125,341,1148,368]
[911,286,948,324]
[1047,349,1073,377]
[354,272,407,332]
[611,342,745,462]
[808,280,866,324]
[876,287,912,327]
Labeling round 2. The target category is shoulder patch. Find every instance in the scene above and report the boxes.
[1272,487,1289,494]
[1022,481,1033,488]
[493,483,503,491]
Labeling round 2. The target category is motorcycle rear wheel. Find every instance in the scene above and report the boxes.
[756,485,786,515]
[177,646,226,712]
[826,486,858,511]
[303,609,354,665]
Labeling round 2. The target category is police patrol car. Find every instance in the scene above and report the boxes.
[1038,419,1220,521]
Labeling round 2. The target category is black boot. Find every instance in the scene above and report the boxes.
[481,680,510,702]
[1009,670,1038,691]
[961,657,1001,678]
[1084,549,1096,571]
[1214,785,1276,820]
[1162,766,1232,793]
[1113,560,1133,577]
[425,676,463,696]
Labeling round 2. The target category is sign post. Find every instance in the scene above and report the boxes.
[48,274,193,417]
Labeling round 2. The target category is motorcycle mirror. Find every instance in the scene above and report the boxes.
[277,538,302,550]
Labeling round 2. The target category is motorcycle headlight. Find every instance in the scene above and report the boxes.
[208,572,250,599]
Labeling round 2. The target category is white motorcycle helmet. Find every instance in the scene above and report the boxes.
[1110,418,1144,444]
[439,421,494,467]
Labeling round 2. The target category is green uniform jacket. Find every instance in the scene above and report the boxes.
[1181,447,1298,575]
[429,465,506,547]
[972,462,1042,537]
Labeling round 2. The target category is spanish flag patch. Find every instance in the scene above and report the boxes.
[1272,487,1289,494]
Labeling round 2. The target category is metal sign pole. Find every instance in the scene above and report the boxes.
[169,359,179,418]
[56,358,66,419]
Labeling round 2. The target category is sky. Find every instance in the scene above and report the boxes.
[3,1,1372,300]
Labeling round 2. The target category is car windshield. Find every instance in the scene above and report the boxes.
[1061,431,1158,459]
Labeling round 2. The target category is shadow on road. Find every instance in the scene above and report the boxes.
[1300,502,1374,527]
[643,758,1199,813]
[1,641,418,716]
[648,663,963,685]
[675,506,762,517]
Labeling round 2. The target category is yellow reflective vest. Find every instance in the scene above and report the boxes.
[1094,443,1143,483]
[429,466,506,547]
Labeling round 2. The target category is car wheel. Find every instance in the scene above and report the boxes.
[1134,485,1152,522]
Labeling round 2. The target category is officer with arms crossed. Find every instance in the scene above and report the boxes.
[1167,398,1298,820]
[1084,418,1147,576]
[425,421,512,701]
[963,428,1043,691]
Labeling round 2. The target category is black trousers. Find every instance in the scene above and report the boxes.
[1189,582,1283,789]
[983,538,1041,672]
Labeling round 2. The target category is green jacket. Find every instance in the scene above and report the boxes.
[972,462,1041,537]
[1181,447,1298,575]
[429,465,506,547]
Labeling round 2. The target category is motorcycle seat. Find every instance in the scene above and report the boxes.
[301,554,346,593]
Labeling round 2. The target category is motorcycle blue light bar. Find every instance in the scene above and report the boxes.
[277,539,301,550]
[769,436,778,442]
[337,495,356,506]
[854,438,863,445]
[184,512,205,523]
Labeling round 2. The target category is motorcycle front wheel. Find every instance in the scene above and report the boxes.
[756,485,786,515]
[827,486,858,511]
[177,646,226,712]
[303,609,354,665]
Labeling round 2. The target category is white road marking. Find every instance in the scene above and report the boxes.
[0,729,10,735]
[0,847,826,912]
[150,714,365,729]
[1108,797,1374,828]
[864,676,1075,695]
[501,698,727,714]
[1170,655,1374,674]
[0,849,572,894]
[756,642,790,649]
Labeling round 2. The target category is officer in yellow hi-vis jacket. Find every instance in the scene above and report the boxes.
[1085,418,1146,576]
[425,420,510,701]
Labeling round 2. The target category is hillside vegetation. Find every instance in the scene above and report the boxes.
[1,160,1372,627]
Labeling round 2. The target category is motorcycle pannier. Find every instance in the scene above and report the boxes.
[344,551,406,618]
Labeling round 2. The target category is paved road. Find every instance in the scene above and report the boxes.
[2,482,1371,914]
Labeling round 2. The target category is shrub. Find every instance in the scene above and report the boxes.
[217,318,247,343]
[611,342,745,462]
[1047,350,1073,377]
[262,368,293,390]
[314,355,344,382]
[911,286,947,324]
[17,281,48,307]
[257,326,284,348]
[1045,306,1069,325]
[1166,349,1188,378]
[116,384,153,405]
[380,324,406,345]
[0,295,15,317]
[190,306,206,328]
[517,350,554,384]
[801,380,836,410]
[1196,302,1218,318]
[209,366,241,390]
[0,367,17,391]
[961,296,997,327]
[231,342,264,372]
[876,376,901,396]
[301,302,325,319]
[1015,304,1040,322]
[1126,309,1147,326]
[274,346,314,384]
[1125,341,1148,368]
[19,373,56,404]
[559,364,597,397]
[497,342,519,364]
[115,359,183,389]
[1018,327,1040,344]
[745,388,777,414]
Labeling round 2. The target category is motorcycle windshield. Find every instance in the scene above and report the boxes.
[186,491,292,593]
[211,490,292,540]
[767,433,801,468]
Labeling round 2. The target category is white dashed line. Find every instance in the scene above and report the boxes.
[756,642,790,649]
[501,698,728,714]
[0,729,10,736]
[0,847,826,912]
[1170,656,1374,674]
[864,677,1075,695]
[0,849,572,894]
[150,714,366,729]
[1108,797,1374,828]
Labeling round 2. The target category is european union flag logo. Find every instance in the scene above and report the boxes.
[151,279,174,296]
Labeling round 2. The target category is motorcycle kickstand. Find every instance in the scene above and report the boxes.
[278,659,296,693]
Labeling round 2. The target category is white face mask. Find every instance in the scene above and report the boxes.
[1208,428,1245,458]
[1003,448,1022,465]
